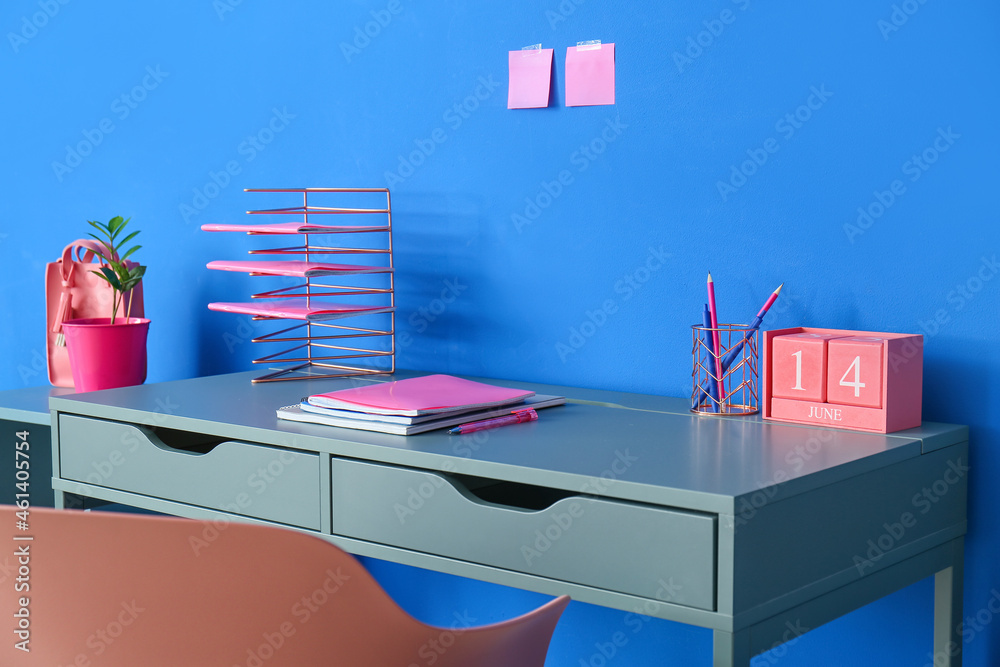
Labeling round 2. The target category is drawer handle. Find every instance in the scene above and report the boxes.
[129,424,227,456]
[444,473,577,513]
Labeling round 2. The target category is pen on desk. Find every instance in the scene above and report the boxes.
[449,409,538,435]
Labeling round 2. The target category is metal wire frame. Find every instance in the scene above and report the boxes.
[235,188,395,383]
[252,319,393,343]
[249,246,391,255]
[244,227,390,236]
[251,284,394,299]
[247,207,391,215]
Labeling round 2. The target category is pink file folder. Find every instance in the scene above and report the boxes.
[565,42,616,107]
[308,374,535,416]
[207,260,393,277]
[508,48,554,109]
[208,300,394,321]
[201,221,389,234]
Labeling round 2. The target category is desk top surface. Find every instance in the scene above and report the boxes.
[0,384,74,425]
[48,370,968,513]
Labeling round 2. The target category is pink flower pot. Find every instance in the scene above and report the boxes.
[62,317,150,392]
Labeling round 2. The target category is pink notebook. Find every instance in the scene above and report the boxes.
[208,300,394,321]
[207,260,393,277]
[307,375,535,416]
[201,221,389,234]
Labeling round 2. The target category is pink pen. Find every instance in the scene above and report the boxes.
[449,409,538,435]
[706,272,726,402]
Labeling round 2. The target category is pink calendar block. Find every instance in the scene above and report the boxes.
[826,337,885,408]
[770,333,847,402]
[762,327,923,434]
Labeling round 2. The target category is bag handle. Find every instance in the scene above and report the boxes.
[52,240,133,335]
[60,239,120,283]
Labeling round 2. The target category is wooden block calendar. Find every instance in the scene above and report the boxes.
[762,327,923,433]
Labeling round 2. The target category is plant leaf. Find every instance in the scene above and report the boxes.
[113,262,131,283]
[86,216,140,319]
[85,235,113,260]
[119,216,131,239]
[119,230,140,247]
[109,216,124,240]
[91,268,121,291]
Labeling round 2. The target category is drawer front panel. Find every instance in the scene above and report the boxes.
[59,415,320,529]
[332,459,716,611]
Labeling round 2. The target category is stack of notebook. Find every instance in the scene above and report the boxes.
[276,374,565,435]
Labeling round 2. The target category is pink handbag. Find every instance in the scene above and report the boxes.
[45,239,145,387]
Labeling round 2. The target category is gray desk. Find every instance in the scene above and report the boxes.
[48,371,968,666]
[0,384,74,508]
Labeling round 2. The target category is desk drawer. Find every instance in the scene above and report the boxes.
[59,415,321,530]
[332,459,716,611]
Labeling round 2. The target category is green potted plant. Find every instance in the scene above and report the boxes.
[61,216,150,392]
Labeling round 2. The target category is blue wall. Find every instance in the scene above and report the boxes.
[3,0,998,664]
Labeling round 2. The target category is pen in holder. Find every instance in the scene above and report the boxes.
[691,323,760,416]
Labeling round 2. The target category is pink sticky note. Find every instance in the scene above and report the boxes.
[565,42,616,107]
[508,48,554,109]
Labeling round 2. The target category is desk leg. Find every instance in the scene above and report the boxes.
[933,539,964,667]
[55,490,87,511]
[713,629,751,667]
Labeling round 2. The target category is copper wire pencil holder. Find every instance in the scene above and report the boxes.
[691,323,759,416]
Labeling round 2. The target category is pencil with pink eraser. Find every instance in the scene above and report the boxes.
[706,272,726,402]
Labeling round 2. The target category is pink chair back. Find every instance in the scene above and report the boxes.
[1,506,569,666]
